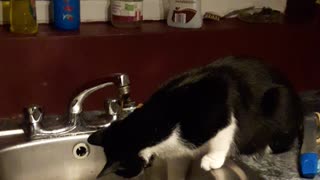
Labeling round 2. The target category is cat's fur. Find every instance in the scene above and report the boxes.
[88,56,304,179]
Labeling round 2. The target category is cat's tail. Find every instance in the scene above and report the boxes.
[299,90,320,115]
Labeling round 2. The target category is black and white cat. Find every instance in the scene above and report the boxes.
[88,56,304,179]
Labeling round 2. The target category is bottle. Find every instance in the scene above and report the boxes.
[167,0,203,28]
[110,0,143,28]
[53,0,80,30]
[299,113,319,178]
[10,0,38,34]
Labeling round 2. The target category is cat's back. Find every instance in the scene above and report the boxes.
[160,56,284,94]
[213,56,292,83]
[208,56,276,83]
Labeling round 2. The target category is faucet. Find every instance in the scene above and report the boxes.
[26,73,136,140]
[69,73,134,126]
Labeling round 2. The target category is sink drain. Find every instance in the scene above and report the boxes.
[73,143,90,159]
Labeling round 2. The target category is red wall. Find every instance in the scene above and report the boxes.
[0,20,319,118]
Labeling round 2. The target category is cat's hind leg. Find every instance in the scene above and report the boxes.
[200,114,237,171]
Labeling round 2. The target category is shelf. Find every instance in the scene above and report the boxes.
[0,19,319,40]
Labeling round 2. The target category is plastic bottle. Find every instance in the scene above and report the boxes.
[300,113,319,178]
[10,0,38,34]
[167,0,203,28]
[110,0,143,28]
[53,0,80,30]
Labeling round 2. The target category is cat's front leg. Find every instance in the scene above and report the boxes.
[201,114,237,171]
[201,152,227,170]
[167,157,191,180]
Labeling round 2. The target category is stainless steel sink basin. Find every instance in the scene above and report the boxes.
[0,134,263,180]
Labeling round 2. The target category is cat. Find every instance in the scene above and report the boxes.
[88,56,304,179]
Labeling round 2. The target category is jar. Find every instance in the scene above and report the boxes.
[110,0,143,28]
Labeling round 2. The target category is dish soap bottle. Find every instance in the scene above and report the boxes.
[53,0,80,30]
[110,0,143,28]
[167,0,202,28]
[10,0,38,34]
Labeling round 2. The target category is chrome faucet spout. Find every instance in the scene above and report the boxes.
[69,73,130,115]
[69,82,114,115]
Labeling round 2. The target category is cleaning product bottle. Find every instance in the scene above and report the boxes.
[53,0,80,30]
[300,113,319,178]
[167,0,202,28]
[10,0,38,34]
[110,0,143,28]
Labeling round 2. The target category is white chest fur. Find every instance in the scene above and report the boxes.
[139,113,238,169]
[139,127,194,163]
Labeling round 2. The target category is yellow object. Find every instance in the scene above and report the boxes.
[314,112,320,144]
[317,0,320,4]
[10,0,38,34]
[1,1,10,24]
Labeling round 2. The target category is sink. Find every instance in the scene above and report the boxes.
[0,72,264,180]
[0,134,263,180]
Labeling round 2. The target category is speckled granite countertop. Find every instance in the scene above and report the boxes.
[240,145,317,180]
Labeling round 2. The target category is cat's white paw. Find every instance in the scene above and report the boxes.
[200,154,225,171]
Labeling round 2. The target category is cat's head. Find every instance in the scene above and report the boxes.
[87,121,153,179]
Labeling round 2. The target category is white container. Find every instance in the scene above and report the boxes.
[167,0,203,28]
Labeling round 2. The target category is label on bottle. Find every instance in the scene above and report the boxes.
[111,1,143,22]
[172,0,197,24]
[62,0,75,22]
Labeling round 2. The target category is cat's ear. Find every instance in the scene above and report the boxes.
[97,161,120,178]
[87,130,104,146]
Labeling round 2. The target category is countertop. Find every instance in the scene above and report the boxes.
[240,144,314,179]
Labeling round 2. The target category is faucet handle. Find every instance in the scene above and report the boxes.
[24,105,44,139]
[26,105,43,124]
[105,98,121,121]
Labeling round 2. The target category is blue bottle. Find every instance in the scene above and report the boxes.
[53,0,80,30]
[299,113,319,178]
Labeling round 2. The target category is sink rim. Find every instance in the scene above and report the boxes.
[0,134,91,153]
[0,133,263,180]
